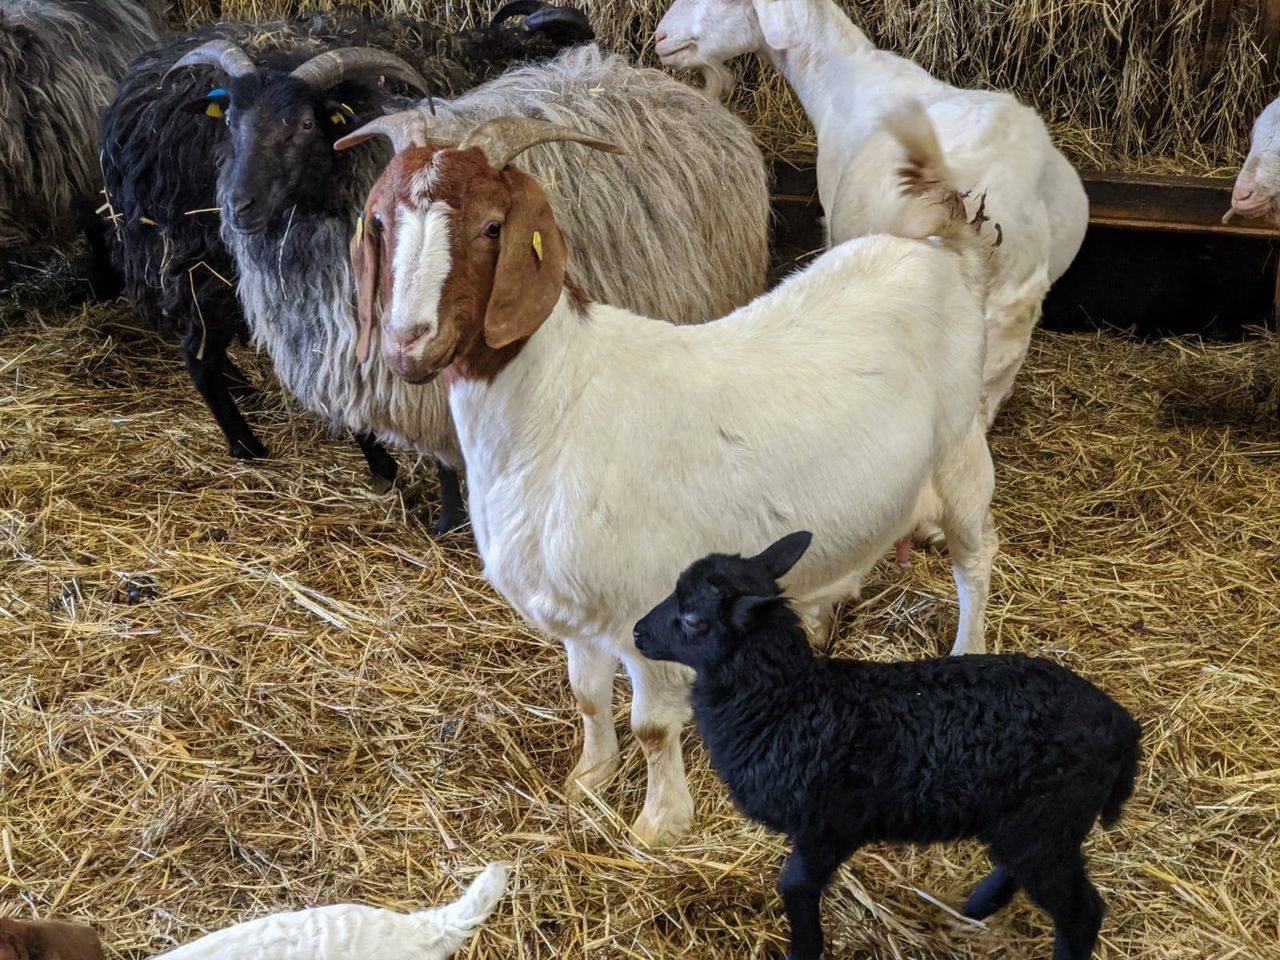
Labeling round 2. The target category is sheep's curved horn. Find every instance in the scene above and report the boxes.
[459,117,622,170]
[164,39,257,83]
[333,111,452,155]
[524,7,594,43]
[490,0,544,25]
[290,48,429,96]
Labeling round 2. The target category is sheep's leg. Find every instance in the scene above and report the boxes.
[778,837,855,960]
[221,356,258,403]
[563,640,621,797]
[181,325,268,460]
[355,432,398,493]
[433,462,468,535]
[77,198,122,301]
[1010,855,1103,960]
[963,864,1019,919]
[625,654,694,847]
[935,420,998,655]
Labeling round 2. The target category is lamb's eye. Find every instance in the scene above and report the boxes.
[681,613,708,634]
[302,118,315,131]
[484,221,502,239]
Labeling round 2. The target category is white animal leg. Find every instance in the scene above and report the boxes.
[624,653,694,847]
[981,273,1050,426]
[563,639,621,796]
[796,601,836,652]
[935,420,999,655]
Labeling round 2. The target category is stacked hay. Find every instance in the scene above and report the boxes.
[2,296,1277,957]
[166,1,1278,174]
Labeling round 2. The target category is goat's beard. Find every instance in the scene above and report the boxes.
[699,62,735,102]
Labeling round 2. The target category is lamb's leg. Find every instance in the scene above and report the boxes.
[778,837,854,960]
[935,420,998,655]
[625,654,694,847]
[963,864,1019,919]
[563,640,621,797]
[434,462,467,535]
[356,432,398,493]
[1012,856,1104,960]
[181,325,268,460]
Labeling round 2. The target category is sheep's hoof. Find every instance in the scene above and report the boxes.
[631,805,693,849]
[368,473,395,495]
[433,504,469,536]
[228,436,268,460]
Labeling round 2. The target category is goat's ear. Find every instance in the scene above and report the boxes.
[751,530,813,581]
[730,594,773,634]
[483,167,566,350]
[752,0,802,50]
[350,204,381,364]
[184,88,231,119]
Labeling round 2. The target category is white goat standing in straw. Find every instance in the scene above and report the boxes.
[655,0,1089,425]
[336,101,998,846]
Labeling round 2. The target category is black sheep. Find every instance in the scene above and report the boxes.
[98,3,590,528]
[634,531,1142,960]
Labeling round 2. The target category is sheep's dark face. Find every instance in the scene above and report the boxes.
[634,531,813,670]
[217,74,356,234]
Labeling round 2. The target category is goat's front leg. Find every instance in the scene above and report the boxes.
[563,639,620,796]
[624,654,694,847]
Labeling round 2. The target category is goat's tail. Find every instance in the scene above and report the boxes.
[881,100,998,261]
[1100,719,1143,828]
[414,862,508,955]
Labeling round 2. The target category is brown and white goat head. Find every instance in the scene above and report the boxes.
[335,114,622,383]
[0,919,103,960]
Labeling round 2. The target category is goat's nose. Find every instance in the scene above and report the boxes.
[1235,186,1255,202]
[654,28,668,44]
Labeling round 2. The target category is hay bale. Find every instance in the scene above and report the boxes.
[164,1,1276,174]
[2,291,1277,956]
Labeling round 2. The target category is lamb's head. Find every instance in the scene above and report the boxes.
[633,531,813,671]
[1227,97,1280,225]
[0,918,103,960]
[335,113,621,383]
[655,0,804,68]
[168,41,429,234]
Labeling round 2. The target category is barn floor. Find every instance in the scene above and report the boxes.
[1,285,1278,960]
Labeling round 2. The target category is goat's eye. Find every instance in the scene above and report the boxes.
[681,613,708,634]
[484,221,501,239]
[371,213,383,231]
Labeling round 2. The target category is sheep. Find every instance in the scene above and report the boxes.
[654,0,1090,426]
[0,0,162,295]
[152,862,507,960]
[226,44,770,533]
[99,4,592,527]
[1223,96,1280,225]
[633,531,1142,960]
[0,918,103,960]
[343,103,996,846]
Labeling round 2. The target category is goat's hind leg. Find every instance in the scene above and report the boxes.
[935,419,998,654]
[433,462,468,535]
[181,324,268,460]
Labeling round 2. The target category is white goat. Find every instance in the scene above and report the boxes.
[344,104,998,847]
[153,863,506,960]
[655,0,1089,423]
[1224,97,1280,225]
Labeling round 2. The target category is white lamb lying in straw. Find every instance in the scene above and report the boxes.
[335,101,999,847]
[153,863,506,960]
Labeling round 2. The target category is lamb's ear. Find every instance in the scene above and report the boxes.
[751,530,813,580]
[483,167,567,349]
[349,204,381,364]
[730,594,774,633]
[751,0,802,50]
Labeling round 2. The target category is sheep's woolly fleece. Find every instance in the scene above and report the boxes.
[1,286,1277,958]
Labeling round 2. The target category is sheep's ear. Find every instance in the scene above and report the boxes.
[322,100,360,132]
[730,594,773,633]
[350,205,381,364]
[751,0,802,50]
[185,88,231,119]
[483,167,566,350]
[751,530,813,581]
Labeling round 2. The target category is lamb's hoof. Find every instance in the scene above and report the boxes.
[228,436,268,460]
[631,805,693,848]
[368,473,395,495]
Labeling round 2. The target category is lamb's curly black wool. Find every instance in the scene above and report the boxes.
[99,3,589,506]
[635,531,1142,960]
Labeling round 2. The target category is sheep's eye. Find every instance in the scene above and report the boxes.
[484,221,502,239]
[681,613,708,634]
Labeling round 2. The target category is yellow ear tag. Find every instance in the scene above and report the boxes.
[330,111,347,125]
[205,101,225,119]
[532,230,543,262]
[355,212,364,244]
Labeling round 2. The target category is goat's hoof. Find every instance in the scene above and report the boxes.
[631,806,693,848]
[564,755,619,798]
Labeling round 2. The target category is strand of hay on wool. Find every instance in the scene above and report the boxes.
[168,1,1278,175]
[2,292,1278,957]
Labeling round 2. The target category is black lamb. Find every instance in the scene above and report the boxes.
[634,531,1142,960]
[98,3,590,528]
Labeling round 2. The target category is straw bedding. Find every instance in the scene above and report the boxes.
[165,0,1280,175]
[2,280,1277,957]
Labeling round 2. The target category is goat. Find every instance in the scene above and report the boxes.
[0,0,162,295]
[634,531,1142,960]
[99,4,591,529]
[655,0,1089,425]
[344,104,996,846]
[1224,96,1280,225]
[152,862,506,960]
[0,918,103,960]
